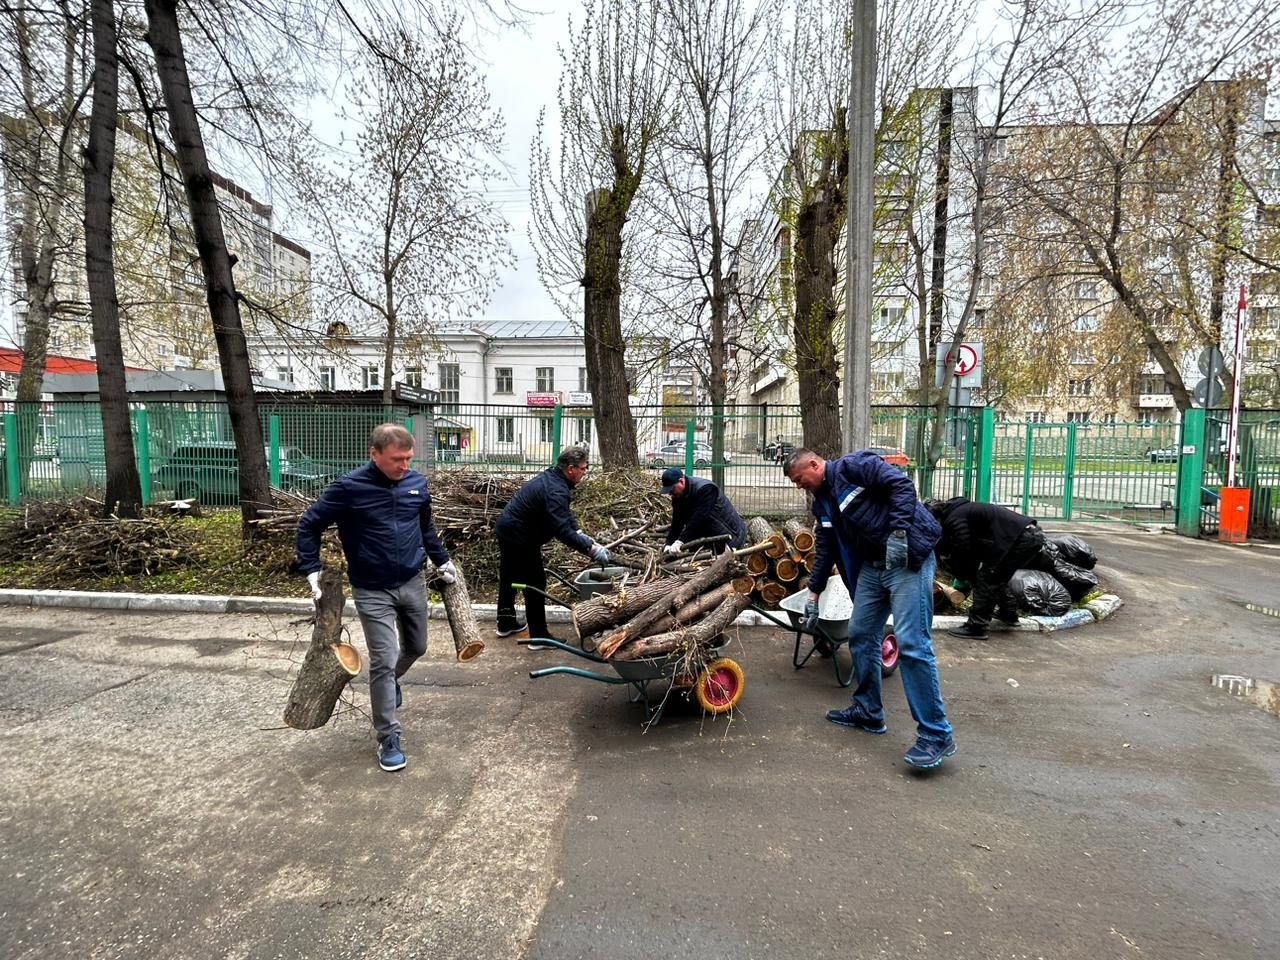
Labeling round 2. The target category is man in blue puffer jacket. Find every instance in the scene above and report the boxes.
[296,423,456,774]
[784,447,956,770]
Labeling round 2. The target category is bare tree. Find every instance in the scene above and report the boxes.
[530,0,669,467]
[291,16,508,405]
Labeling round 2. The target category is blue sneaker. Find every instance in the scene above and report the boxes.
[378,733,406,772]
[903,738,957,769]
[395,681,403,709]
[825,704,887,735]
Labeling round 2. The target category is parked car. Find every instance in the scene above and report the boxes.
[762,439,795,463]
[152,441,339,504]
[869,446,910,467]
[643,441,731,468]
[1147,446,1178,463]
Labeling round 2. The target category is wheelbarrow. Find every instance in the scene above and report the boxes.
[750,578,899,688]
[520,636,744,724]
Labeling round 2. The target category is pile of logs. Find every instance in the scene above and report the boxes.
[730,517,817,609]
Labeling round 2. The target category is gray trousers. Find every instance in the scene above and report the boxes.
[352,572,429,740]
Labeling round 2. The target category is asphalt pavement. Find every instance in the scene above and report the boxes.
[1,526,1278,959]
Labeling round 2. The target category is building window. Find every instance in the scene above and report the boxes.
[1069,345,1095,364]
[1067,378,1092,396]
[1026,411,1047,424]
[538,416,554,442]
[992,136,1009,160]
[1139,373,1171,395]
[1136,411,1157,426]
[363,365,381,389]
[275,366,293,383]
[879,305,905,327]
[971,308,986,329]
[1029,316,1049,334]
[497,416,514,443]
[536,367,555,392]
[1076,281,1098,300]
[573,417,591,443]
[404,366,423,388]
[1073,312,1098,332]
[578,367,588,392]
[319,366,336,391]
[438,363,459,410]
[495,367,513,394]
[1066,410,1091,424]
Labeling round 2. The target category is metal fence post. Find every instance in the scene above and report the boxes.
[1021,421,1035,515]
[1062,421,1077,520]
[961,410,975,499]
[1176,408,1206,536]
[551,405,563,464]
[685,419,695,475]
[3,413,18,506]
[976,407,994,503]
[268,414,282,488]
[137,408,152,504]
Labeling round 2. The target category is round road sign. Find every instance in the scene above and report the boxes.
[946,344,979,376]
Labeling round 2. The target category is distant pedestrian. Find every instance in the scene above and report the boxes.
[659,467,747,556]
[784,447,956,770]
[295,423,456,774]
[494,447,609,642]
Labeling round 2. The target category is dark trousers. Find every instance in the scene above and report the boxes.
[968,525,1055,626]
[497,538,549,637]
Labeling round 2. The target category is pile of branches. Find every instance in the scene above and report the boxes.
[0,496,199,576]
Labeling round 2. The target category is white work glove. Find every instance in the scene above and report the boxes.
[663,540,683,557]
[306,571,322,603]
[590,543,610,565]
[436,560,458,585]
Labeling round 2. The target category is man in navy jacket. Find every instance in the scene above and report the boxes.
[784,447,956,770]
[494,446,609,641]
[659,467,747,555]
[296,423,456,773]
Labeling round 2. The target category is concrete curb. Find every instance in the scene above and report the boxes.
[0,588,1123,633]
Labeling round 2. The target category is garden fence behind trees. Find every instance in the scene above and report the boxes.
[1,399,1277,537]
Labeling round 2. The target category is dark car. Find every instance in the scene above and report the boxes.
[762,439,794,463]
[152,441,338,504]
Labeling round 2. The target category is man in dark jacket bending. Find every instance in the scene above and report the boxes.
[927,497,1055,640]
[659,467,747,555]
[784,447,956,770]
[495,446,610,641]
[296,423,456,773]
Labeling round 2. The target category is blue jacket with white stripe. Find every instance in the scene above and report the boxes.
[295,461,450,590]
[807,451,940,596]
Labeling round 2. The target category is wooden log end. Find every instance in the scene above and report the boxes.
[775,558,799,582]
[334,642,362,675]
[456,640,486,662]
[764,533,788,558]
[745,552,769,575]
[731,575,758,596]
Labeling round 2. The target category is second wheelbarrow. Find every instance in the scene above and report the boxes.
[751,578,899,687]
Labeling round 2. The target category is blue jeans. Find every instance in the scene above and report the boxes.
[845,553,953,745]
[352,572,429,740]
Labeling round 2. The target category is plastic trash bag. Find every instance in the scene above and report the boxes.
[1042,540,1100,601]
[1008,569,1072,616]
[1049,534,1097,570]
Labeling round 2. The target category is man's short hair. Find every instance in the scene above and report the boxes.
[370,423,414,451]
[557,446,589,469]
[782,447,819,476]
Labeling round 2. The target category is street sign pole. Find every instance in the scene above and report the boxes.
[1226,285,1248,489]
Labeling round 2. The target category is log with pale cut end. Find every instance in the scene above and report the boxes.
[427,561,485,662]
[284,569,362,730]
[774,557,799,582]
[746,516,775,545]
[759,581,788,606]
[745,551,769,576]
[597,551,739,659]
[612,592,751,661]
[573,576,683,640]
[764,533,788,558]
[732,575,758,596]
[783,519,815,552]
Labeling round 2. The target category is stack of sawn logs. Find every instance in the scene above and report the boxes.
[572,517,818,662]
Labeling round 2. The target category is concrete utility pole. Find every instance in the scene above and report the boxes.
[841,0,875,452]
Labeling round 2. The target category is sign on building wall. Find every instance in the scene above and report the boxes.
[526,391,561,407]
[565,391,592,406]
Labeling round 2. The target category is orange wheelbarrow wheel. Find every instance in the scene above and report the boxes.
[695,657,745,714]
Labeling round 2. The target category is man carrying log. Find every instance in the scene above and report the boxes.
[494,446,609,643]
[658,467,748,556]
[295,423,457,774]
[783,448,956,770]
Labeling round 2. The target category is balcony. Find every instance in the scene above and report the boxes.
[1136,393,1176,409]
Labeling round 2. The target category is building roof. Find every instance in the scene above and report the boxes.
[0,347,140,375]
[478,319,581,339]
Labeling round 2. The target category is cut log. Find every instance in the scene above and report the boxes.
[284,569,362,730]
[612,593,751,661]
[427,561,485,662]
[774,557,799,582]
[745,551,769,576]
[637,583,735,638]
[597,550,739,658]
[758,582,788,606]
[572,575,683,640]
[746,516,774,545]
[783,519,815,552]
[731,575,758,596]
[764,533,788,558]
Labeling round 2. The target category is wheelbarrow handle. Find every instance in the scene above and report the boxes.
[509,582,575,610]
[528,665,632,684]
[749,602,820,638]
[517,636,607,662]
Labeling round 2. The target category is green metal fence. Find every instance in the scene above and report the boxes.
[1197,408,1280,538]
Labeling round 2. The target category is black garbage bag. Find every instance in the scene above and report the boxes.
[1008,569,1072,616]
[1049,533,1097,570]
[1041,539,1100,601]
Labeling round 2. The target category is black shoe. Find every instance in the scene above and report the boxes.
[496,620,528,638]
[995,609,1019,626]
[824,704,888,735]
[903,737,956,769]
[948,622,990,640]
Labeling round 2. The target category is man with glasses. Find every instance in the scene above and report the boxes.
[494,446,609,643]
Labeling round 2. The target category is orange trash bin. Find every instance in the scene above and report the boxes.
[1218,486,1251,543]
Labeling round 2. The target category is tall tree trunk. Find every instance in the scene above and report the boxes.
[917,88,954,492]
[84,0,141,518]
[791,111,848,460]
[1205,83,1242,407]
[144,0,270,534]
[583,184,640,467]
